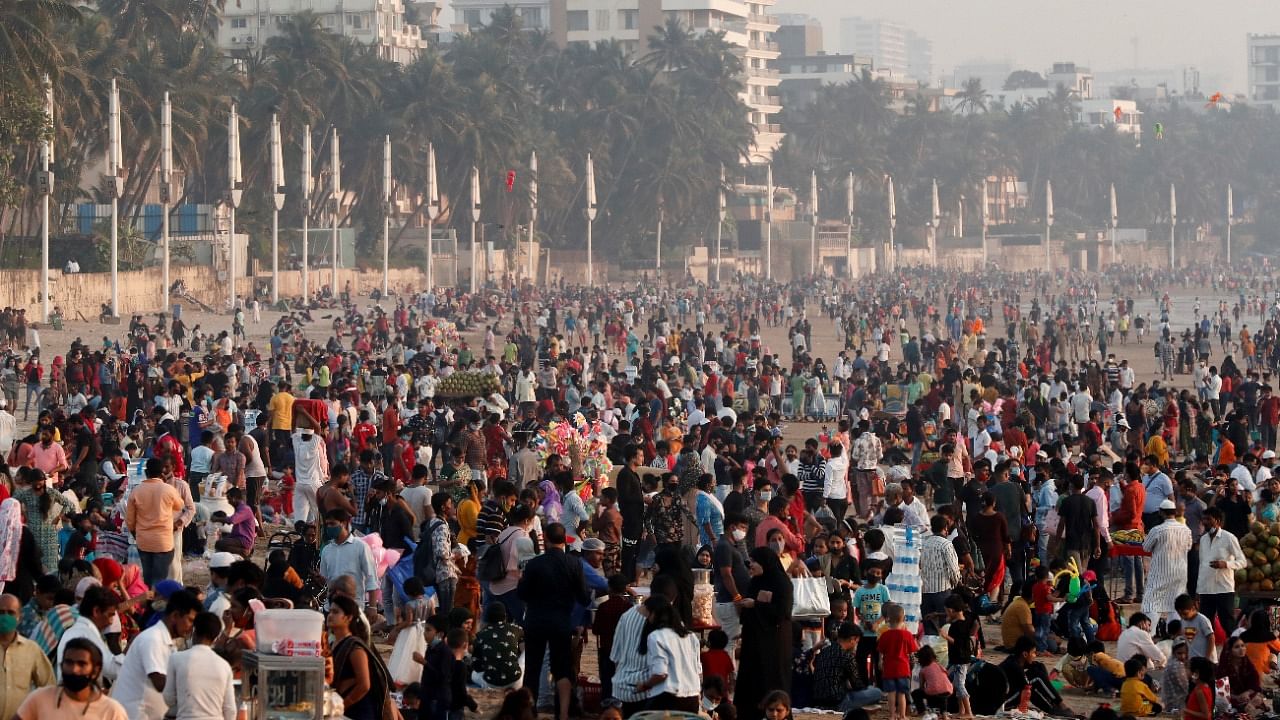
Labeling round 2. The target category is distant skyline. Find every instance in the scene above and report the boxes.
[773,0,1280,94]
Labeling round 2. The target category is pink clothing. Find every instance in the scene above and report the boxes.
[28,442,67,484]
[920,663,954,695]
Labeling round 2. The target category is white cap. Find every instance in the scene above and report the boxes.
[1159,499,1177,511]
[209,551,239,570]
[1264,450,1277,460]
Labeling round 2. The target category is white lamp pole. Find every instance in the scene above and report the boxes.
[39,75,53,322]
[330,127,341,293]
[764,164,773,280]
[527,151,537,283]
[1044,179,1054,275]
[300,125,311,299]
[887,176,896,273]
[425,143,439,291]
[809,170,818,276]
[1109,182,1118,264]
[470,165,481,293]
[980,179,990,267]
[1227,183,1234,266]
[845,171,854,278]
[160,92,172,311]
[929,178,940,265]
[585,153,597,286]
[382,134,391,297]
[227,104,242,311]
[107,78,122,317]
[716,164,726,285]
[1169,183,1177,269]
[270,113,285,304]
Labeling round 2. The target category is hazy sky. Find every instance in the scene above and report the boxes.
[774,0,1280,94]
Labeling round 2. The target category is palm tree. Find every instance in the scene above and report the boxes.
[955,77,989,114]
[0,0,82,87]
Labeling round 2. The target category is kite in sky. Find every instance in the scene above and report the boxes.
[1113,106,1123,122]
[1153,122,1164,140]
[1205,92,1224,108]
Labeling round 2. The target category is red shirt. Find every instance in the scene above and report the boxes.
[1033,580,1054,615]
[877,627,918,680]
[700,649,734,691]
[353,423,377,453]
[382,407,400,444]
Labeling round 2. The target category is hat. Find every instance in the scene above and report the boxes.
[1264,450,1277,460]
[1083,570,1098,582]
[581,538,606,552]
[1036,450,1049,460]
[1159,499,1177,511]
[154,579,184,599]
[209,551,239,570]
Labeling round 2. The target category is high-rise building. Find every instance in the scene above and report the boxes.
[450,0,784,161]
[1046,62,1094,99]
[840,17,931,82]
[1248,34,1280,108]
[217,0,427,64]
[775,14,822,58]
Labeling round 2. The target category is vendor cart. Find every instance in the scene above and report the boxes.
[240,651,327,720]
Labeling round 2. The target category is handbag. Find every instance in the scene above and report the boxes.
[871,471,886,496]
[387,621,428,686]
[790,564,832,619]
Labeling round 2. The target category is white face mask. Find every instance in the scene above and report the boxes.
[702,696,719,712]
[731,528,747,542]
[759,490,773,503]
[770,540,786,555]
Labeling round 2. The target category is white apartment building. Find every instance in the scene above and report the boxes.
[1046,61,1093,99]
[1076,98,1141,140]
[1248,34,1280,109]
[840,17,931,82]
[450,0,784,161]
[218,0,427,64]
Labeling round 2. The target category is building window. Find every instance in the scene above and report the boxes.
[595,9,610,30]
[567,10,589,31]
[324,13,334,25]
[520,6,542,28]
[463,8,481,27]
[1268,66,1280,82]
[1266,86,1280,101]
[621,9,637,29]
[230,17,247,28]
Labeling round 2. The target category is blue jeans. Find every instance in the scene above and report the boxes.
[1086,666,1122,693]
[1121,555,1145,598]
[921,591,950,635]
[839,687,884,712]
[139,549,174,587]
[1034,612,1058,652]
[1065,603,1096,643]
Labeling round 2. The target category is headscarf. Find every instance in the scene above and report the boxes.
[653,544,695,626]
[93,558,124,586]
[747,546,794,621]
[539,479,563,523]
[120,564,149,598]
[1241,609,1276,643]
[0,498,23,584]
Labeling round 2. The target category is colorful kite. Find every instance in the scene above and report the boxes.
[1205,92,1224,108]
[1113,106,1123,122]
[1153,122,1164,140]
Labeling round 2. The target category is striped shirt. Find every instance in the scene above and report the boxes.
[609,606,656,703]
[797,459,827,494]
[920,534,961,594]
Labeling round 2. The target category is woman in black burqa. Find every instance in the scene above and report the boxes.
[734,546,794,720]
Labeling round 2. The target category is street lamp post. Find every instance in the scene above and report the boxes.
[980,180,990,267]
[1044,179,1054,275]
[1169,183,1177,269]
[270,113,285,304]
[38,76,53,322]
[887,176,896,273]
[527,151,537,283]
[716,164,726,285]
[470,166,481,293]
[585,153,597,286]
[1109,182,1118,265]
[330,127,341,294]
[809,170,818,277]
[929,178,940,265]
[764,165,773,280]
[1227,183,1234,266]
[845,171,854,278]
[382,135,391,297]
[107,79,122,318]
[301,125,311,299]
[160,92,173,311]
[425,143,439,291]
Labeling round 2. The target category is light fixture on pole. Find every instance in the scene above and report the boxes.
[655,199,664,276]
[301,125,311,299]
[330,127,341,293]
[107,78,122,318]
[929,178,940,265]
[227,104,243,312]
[470,165,481,293]
[382,134,391,297]
[1169,183,1177,269]
[38,75,53,322]
[809,170,818,277]
[980,180,990,267]
[270,113,285,304]
[1227,183,1234,266]
[845,171,854,278]
[527,151,537,283]
[887,176,896,273]
[956,196,964,240]
[425,143,439,291]
[764,164,773,279]
[1044,179,1054,274]
[716,164,726,285]
[160,92,173,311]
[585,153,597,286]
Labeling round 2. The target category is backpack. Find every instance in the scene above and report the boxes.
[413,519,446,587]
[477,532,512,583]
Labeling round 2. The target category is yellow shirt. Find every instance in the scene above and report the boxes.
[1120,677,1158,716]
[0,636,54,720]
[1000,597,1033,648]
[268,391,295,431]
[1091,651,1124,679]
[457,497,480,546]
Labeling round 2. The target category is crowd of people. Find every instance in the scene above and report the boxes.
[4,267,1280,720]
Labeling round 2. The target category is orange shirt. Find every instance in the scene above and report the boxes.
[125,479,184,553]
[1245,639,1280,677]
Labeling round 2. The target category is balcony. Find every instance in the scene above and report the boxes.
[747,12,777,26]
[749,39,778,51]
[755,123,782,133]
[747,67,779,78]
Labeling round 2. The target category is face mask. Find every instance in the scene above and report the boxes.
[0,614,16,634]
[770,541,786,555]
[702,696,719,712]
[323,526,343,542]
[379,498,388,507]
[731,528,747,542]
[759,491,773,502]
[62,673,94,692]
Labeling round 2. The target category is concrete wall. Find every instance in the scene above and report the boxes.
[0,266,228,321]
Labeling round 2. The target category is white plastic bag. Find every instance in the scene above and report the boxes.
[387,621,427,687]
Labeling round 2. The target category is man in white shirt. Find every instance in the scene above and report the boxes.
[57,586,125,685]
[291,428,326,523]
[0,398,14,456]
[111,590,200,720]
[163,611,236,720]
[1115,613,1166,668]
